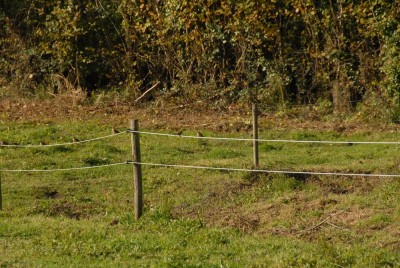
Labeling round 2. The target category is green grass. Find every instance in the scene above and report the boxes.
[1,121,400,267]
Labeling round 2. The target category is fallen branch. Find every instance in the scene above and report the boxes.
[296,210,347,236]
[326,221,351,232]
[135,81,160,103]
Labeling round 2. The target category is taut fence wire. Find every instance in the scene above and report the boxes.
[130,162,400,178]
[1,128,400,176]
[0,131,126,148]
[128,130,400,145]
[0,162,130,173]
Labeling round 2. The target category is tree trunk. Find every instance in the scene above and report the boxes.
[331,73,351,114]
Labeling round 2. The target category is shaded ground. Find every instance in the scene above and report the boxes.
[1,97,400,135]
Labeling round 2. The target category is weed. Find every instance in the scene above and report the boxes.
[268,174,303,193]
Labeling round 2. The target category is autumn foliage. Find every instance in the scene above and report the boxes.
[1,0,400,118]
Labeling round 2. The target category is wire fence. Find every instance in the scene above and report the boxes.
[0,130,128,172]
[2,122,400,218]
[128,130,400,145]
[132,162,400,178]
[0,131,126,148]
[0,162,130,173]
[1,128,400,177]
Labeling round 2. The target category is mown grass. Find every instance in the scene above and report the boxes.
[0,120,399,267]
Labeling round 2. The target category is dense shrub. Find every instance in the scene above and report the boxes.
[1,0,400,118]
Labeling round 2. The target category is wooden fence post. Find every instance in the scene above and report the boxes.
[0,173,3,210]
[252,103,259,168]
[131,119,143,220]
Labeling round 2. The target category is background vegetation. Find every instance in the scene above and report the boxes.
[1,0,400,119]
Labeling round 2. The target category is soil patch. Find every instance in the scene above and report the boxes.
[2,98,400,135]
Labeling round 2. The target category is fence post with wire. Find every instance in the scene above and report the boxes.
[0,173,3,211]
[2,114,400,218]
[252,103,259,168]
[130,119,143,220]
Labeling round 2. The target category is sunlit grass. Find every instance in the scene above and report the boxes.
[1,121,399,267]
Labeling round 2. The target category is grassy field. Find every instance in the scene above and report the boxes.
[0,119,399,267]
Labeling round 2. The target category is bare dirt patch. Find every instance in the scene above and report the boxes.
[2,98,400,135]
[45,201,103,220]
